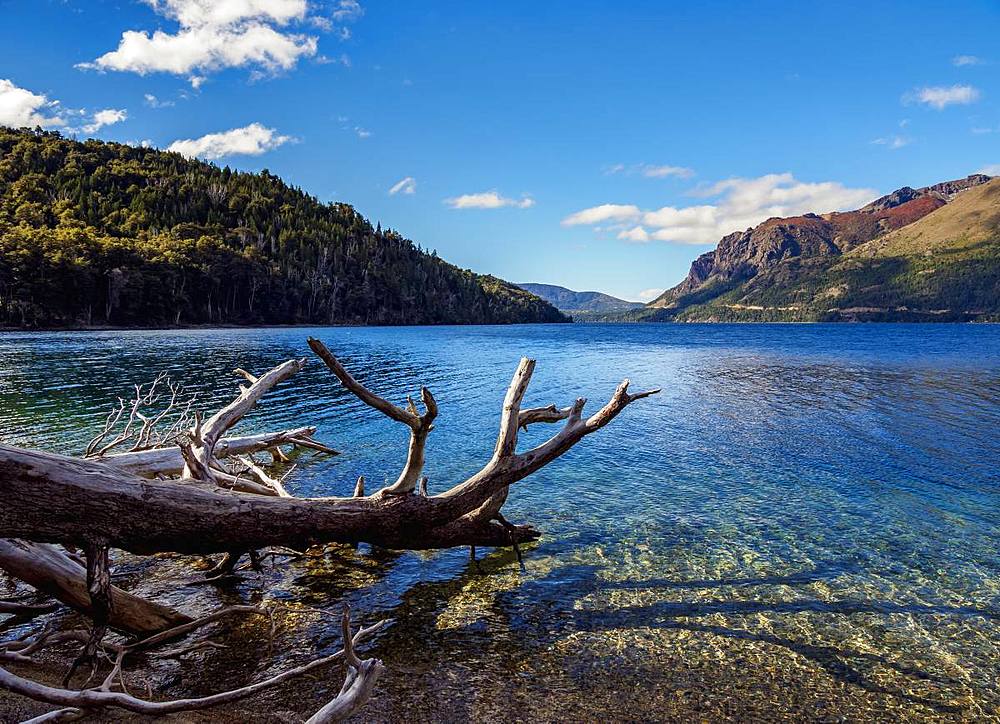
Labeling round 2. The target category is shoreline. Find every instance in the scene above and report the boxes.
[2,319,999,333]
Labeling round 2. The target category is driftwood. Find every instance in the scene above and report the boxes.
[0,336,657,720]
[0,343,657,554]
[101,427,335,477]
[0,606,385,721]
[0,540,190,635]
[83,372,198,458]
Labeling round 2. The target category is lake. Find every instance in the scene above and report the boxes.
[1,323,999,721]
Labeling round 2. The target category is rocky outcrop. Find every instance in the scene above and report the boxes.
[649,174,992,309]
[922,174,993,200]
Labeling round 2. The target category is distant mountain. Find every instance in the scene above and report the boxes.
[0,127,567,328]
[640,174,999,322]
[517,283,644,319]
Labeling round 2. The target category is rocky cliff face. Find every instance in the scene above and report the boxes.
[649,174,991,309]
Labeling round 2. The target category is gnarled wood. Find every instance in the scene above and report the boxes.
[182,359,307,482]
[0,351,656,554]
[0,540,190,635]
[101,427,334,477]
[0,614,387,718]
[0,338,657,723]
[308,338,437,495]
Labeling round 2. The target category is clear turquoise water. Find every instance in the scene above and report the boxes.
[1,324,999,721]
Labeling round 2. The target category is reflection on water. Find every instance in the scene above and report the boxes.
[1,323,999,721]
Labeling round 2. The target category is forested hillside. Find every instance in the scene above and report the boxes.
[0,128,566,328]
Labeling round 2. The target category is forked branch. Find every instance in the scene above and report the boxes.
[84,374,198,458]
[183,358,308,481]
[308,338,437,494]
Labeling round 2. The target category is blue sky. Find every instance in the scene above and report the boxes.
[1,0,998,301]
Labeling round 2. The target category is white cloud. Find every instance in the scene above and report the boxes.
[636,288,665,302]
[445,191,535,209]
[0,79,129,135]
[564,173,876,246]
[309,1,361,41]
[144,93,175,108]
[906,84,980,110]
[872,135,911,150]
[953,55,984,67]
[561,204,641,226]
[389,176,416,195]
[82,108,128,133]
[641,164,695,179]
[618,226,650,243]
[316,53,351,66]
[354,126,370,138]
[332,0,364,21]
[604,163,694,179]
[0,79,66,128]
[979,165,1000,176]
[79,0,329,84]
[310,15,334,31]
[167,122,291,159]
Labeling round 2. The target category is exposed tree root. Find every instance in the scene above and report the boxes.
[1,606,386,721]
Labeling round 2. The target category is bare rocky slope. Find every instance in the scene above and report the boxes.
[639,174,998,322]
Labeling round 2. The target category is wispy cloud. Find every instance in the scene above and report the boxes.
[77,0,362,87]
[332,0,364,21]
[640,164,695,179]
[872,135,911,150]
[0,78,127,134]
[905,84,980,110]
[167,122,292,159]
[953,55,984,67]
[563,173,876,246]
[444,191,535,209]
[334,115,368,138]
[389,176,416,195]
[979,164,1000,176]
[605,163,694,179]
[143,93,175,108]
[316,53,352,67]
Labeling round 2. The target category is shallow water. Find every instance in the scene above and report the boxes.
[1,323,999,722]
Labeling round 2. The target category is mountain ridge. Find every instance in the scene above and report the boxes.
[516,283,644,318]
[641,173,998,322]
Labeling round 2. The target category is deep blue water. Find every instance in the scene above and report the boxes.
[1,323,999,720]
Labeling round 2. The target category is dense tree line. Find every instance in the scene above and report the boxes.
[0,127,565,328]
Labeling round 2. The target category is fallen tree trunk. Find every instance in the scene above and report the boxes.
[0,540,191,635]
[0,343,657,556]
[0,443,538,552]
